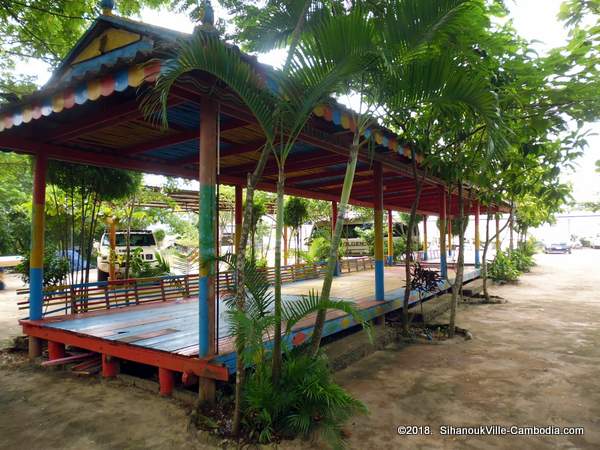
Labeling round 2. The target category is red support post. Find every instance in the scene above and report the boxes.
[159,367,175,396]
[102,354,119,378]
[47,341,65,361]
[198,95,218,405]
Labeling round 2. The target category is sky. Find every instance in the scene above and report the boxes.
[15,0,599,203]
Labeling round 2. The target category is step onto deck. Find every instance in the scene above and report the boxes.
[324,323,397,372]
[408,294,453,323]
[462,278,484,297]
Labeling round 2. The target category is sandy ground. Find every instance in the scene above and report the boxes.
[0,273,26,350]
[0,249,599,449]
[335,249,600,449]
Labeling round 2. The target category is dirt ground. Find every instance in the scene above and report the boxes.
[335,249,600,450]
[0,249,599,449]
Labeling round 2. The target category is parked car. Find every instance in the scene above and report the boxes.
[94,230,160,281]
[592,236,600,249]
[543,241,572,254]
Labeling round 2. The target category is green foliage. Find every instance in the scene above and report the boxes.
[0,152,32,255]
[488,251,520,282]
[355,227,406,259]
[126,248,170,278]
[48,161,142,202]
[517,237,538,258]
[218,252,370,444]
[0,0,174,96]
[509,248,535,273]
[16,245,69,287]
[306,235,343,263]
[243,351,367,447]
[283,196,309,229]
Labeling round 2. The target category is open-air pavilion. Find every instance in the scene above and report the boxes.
[0,8,506,401]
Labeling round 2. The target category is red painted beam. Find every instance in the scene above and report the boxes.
[0,136,197,179]
[174,85,437,185]
[21,321,229,381]
[222,152,345,178]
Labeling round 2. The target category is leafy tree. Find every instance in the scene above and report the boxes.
[247,193,267,263]
[0,152,32,255]
[47,161,141,284]
[283,196,309,264]
[0,0,175,97]
[370,0,501,336]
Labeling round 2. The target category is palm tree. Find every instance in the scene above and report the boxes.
[309,0,503,352]
[231,5,378,382]
[141,3,376,434]
[141,29,279,436]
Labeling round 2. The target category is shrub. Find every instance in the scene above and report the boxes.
[128,248,170,278]
[517,237,538,257]
[488,251,520,282]
[16,246,70,287]
[306,236,344,263]
[510,248,535,272]
[243,351,367,447]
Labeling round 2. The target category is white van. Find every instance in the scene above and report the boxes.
[96,230,159,281]
[310,221,409,257]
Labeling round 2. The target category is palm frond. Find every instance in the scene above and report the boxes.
[139,32,277,144]
[282,289,372,341]
[376,0,487,65]
[277,7,377,156]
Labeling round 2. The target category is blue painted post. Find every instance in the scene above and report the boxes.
[29,153,47,358]
[198,96,217,403]
[439,187,448,279]
[386,210,394,265]
[332,201,340,276]
[474,201,481,268]
[373,163,385,301]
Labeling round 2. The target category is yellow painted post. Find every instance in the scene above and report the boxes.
[29,153,47,357]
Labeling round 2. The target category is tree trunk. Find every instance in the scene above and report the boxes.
[310,134,360,356]
[482,204,513,302]
[448,185,469,338]
[232,142,272,437]
[482,208,492,301]
[272,166,285,383]
[402,148,425,335]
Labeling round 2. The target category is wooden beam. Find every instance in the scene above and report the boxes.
[46,96,180,142]
[0,136,197,179]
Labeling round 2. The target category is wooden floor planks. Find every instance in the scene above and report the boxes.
[38,266,466,363]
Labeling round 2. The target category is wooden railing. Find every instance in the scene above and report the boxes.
[18,274,201,317]
[339,256,375,272]
[19,257,375,318]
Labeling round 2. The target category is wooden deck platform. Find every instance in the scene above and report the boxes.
[21,265,479,379]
